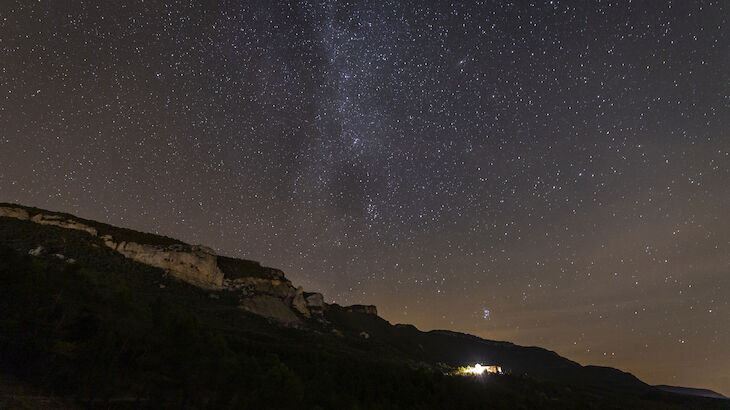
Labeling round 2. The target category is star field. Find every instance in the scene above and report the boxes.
[1,0,728,395]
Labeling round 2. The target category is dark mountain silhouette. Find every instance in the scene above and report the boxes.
[1,203,727,409]
[655,385,728,400]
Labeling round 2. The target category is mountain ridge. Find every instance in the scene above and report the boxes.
[654,385,728,400]
[0,202,373,325]
[1,202,727,408]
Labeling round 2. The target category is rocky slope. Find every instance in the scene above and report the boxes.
[0,202,649,387]
[3,203,729,409]
[0,203,372,326]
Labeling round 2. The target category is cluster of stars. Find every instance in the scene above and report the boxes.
[1,0,727,396]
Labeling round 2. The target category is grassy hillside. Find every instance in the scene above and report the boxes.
[1,215,727,409]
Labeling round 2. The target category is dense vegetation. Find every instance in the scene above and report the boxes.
[1,216,727,409]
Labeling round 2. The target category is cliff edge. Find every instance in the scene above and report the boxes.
[0,203,375,326]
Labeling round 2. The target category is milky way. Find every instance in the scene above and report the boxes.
[1,1,728,394]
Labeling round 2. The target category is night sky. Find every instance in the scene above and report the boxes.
[2,0,728,395]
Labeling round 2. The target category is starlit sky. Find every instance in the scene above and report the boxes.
[1,0,728,395]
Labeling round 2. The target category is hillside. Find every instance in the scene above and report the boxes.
[1,203,727,409]
[655,385,728,400]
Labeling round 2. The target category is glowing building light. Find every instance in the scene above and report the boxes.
[464,364,486,375]
[460,364,502,375]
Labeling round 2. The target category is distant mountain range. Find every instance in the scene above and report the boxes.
[1,203,727,409]
[654,385,728,400]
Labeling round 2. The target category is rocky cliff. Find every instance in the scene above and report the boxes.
[0,206,30,220]
[103,238,224,289]
[31,213,98,236]
[0,204,374,326]
[223,276,325,323]
[1,205,223,290]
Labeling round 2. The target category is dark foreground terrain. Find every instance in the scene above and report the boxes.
[1,206,727,409]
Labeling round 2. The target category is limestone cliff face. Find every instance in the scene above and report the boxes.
[305,293,324,308]
[1,205,223,290]
[0,206,30,220]
[1,204,374,326]
[0,206,98,237]
[305,293,325,315]
[30,213,98,236]
[105,239,224,289]
[0,207,95,236]
[224,276,325,321]
[224,277,296,299]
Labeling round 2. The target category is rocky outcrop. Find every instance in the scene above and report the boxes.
[26,245,75,263]
[240,295,301,326]
[30,213,98,236]
[0,206,29,220]
[1,206,97,236]
[223,277,325,320]
[105,240,224,290]
[1,204,359,326]
[0,205,224,290]
[291,287,310,317]
[345,304,378,316]
[224,277,295,298]
[28,246,45,256]
[305,293,325,315]
[217,256,288,281]
[52,253,76,264]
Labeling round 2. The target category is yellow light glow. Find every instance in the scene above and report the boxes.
[460,364,502,375]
